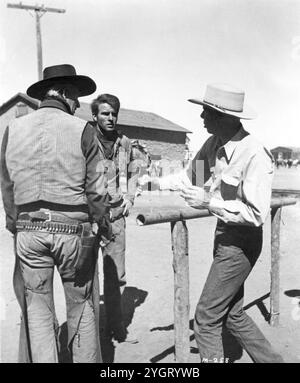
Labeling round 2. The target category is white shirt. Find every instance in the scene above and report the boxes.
[160,127,274,227]
[207,127,274,226]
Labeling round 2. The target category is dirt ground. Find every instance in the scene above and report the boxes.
[1,167,300,363]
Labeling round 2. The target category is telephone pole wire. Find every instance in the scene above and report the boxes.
[7,2,66,80]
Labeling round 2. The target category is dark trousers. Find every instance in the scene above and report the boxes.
[194,223,284,363]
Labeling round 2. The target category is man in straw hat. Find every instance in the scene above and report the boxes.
[140,83,283,362]
[0,64,110,363]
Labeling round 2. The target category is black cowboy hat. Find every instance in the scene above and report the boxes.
[26,64,96,100]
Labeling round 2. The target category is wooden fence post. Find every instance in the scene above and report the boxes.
[136,196,296,358]
[270,207,282,327]
[171,220,190,362]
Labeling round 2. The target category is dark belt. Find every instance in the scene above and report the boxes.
[16,212,90,235]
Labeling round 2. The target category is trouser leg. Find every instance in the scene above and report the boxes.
[225,286,284,363]
[53,229,100,363]
[193,255,249,362]
[72,300,98,363]
[63,280,98,363]
[102,217,126,333]
[194,227,261,362]
[20,261,58,363]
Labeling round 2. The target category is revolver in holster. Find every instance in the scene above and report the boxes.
[75,222,98,283]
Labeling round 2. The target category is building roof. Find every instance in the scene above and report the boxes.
[76,101,190,133]
[271,146,300,153]
[0,93,39,115]
[0,93,191,133]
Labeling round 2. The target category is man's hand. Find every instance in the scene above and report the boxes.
[121,199,133,217]
[99,235,111,247]
[180,185,206,209]
[92,222,110,248]
[97,215,113,247]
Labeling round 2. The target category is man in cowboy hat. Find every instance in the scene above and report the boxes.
[0,64,110,363]
[140,83,283,363]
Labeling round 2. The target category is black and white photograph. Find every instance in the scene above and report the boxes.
[0,0,300,365]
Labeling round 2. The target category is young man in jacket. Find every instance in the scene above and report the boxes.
[91,94,140,343]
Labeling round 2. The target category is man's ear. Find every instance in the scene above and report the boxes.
[92,114,97,122]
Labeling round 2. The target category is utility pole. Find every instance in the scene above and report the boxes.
[7,2,66,80]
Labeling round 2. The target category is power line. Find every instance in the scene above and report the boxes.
[7,2,66,80]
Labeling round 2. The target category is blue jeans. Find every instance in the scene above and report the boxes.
[17,228,99,363]
[194,222,284,363]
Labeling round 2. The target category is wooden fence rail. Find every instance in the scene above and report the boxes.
[136,196,297,363]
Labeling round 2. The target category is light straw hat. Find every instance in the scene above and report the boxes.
[188,83,257,119]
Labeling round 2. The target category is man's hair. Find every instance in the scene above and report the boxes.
[91,94,120,116]
[43,84,78,102]
[43,88,65,103]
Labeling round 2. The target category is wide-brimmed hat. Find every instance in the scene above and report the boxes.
[27,64,96,100]
[188,83,256,119]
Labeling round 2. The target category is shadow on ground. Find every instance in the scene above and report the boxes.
[100,286,148,363]
[57,286,148,363]
[150,292,271,363]
[284,289,300,298]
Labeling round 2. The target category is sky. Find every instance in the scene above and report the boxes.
[1,0,300,154]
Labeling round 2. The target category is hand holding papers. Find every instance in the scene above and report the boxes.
[180,185,207,209]
[157,170,192,191]
[138,171,208,208]
[139,170,193,190]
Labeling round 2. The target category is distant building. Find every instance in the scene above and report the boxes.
[0,93,191,162]
[271,146,300,160]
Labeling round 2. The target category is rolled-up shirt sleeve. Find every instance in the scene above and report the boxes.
[209,150,274,226]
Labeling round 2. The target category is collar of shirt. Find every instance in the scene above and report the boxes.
[95,124,123,160]
[218,125,249,163]
[39,99,71,114]
[97,125,119,143]
[96,125,124,142]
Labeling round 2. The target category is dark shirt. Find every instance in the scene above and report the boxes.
[0,99,109,233]
[96,128,118,159]
[191,135,222,186]
[92,122,140,205]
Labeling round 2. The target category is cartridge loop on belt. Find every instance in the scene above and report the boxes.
[16,212,90,235]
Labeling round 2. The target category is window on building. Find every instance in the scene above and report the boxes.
[16,103,28,118]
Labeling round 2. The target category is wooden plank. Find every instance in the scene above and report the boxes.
[171,220,190,362]
[136,197,296,226]
[270,207,281,326]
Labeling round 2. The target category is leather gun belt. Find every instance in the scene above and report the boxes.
[16,212,90,235]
